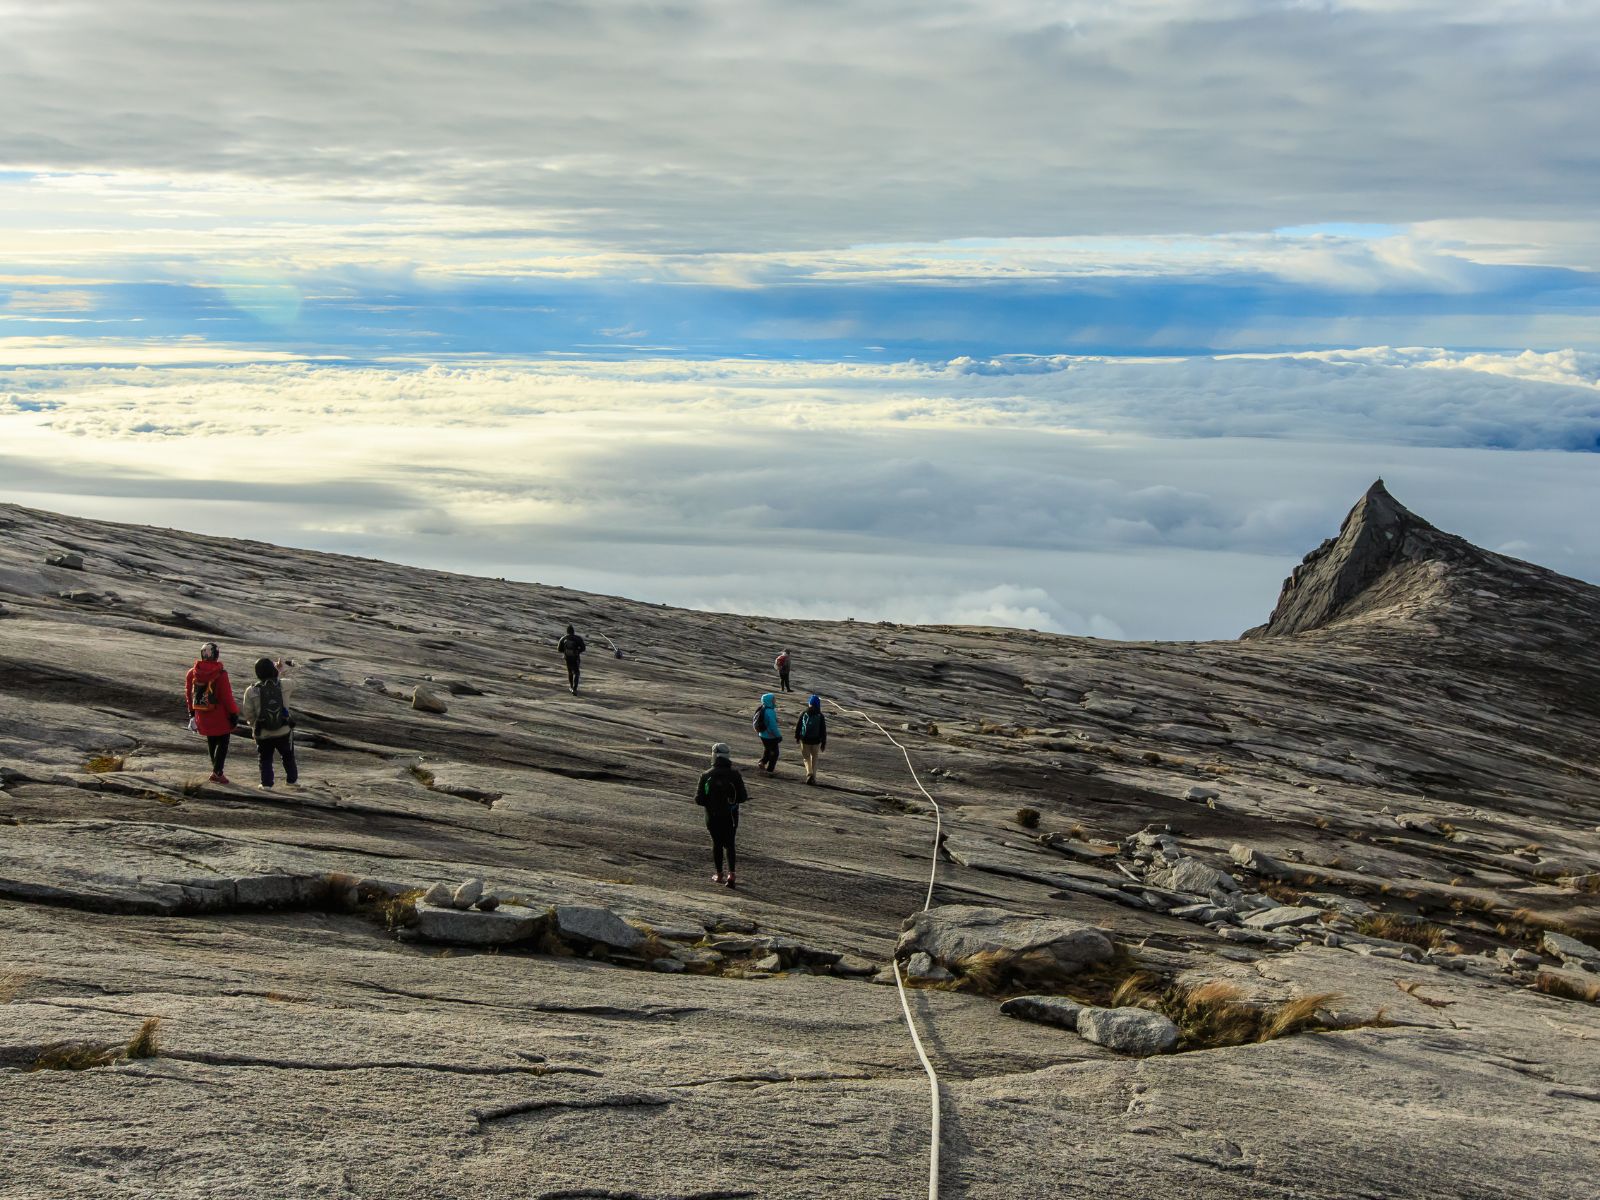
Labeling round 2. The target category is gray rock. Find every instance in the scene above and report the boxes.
[1081,694,1136,720]
[420,882,453,906]
[904,951,954,983]
[1169,902,1235,924]
[412,901,541,945]
[46,551,85,570]
[831,953,878,977]
[452,878,484,909]
[1184,785,1220,802]
[1241,905,1325,931]
[58,589,100,603]
[474,894,500,912]
[1395,812,1443,835]
[1144,856,1239,897]
[1541,931,1600,973]
[753,953,783,972]
[411,684,449,714]
[652,957,686,973]
[999,995,1085,1031]
[1229,844,1297,879]
[554,904,644,951]
[1302,892,1376,917]
[361,677,388,692]
[896,905,1115,976]
[1076,1006,1179,1055]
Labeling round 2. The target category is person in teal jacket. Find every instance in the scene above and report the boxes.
[755,692,782,773]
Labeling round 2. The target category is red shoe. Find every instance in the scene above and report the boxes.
[712,871,724,884]
[207,772,223,783]
[724,872,736,889]
[216,774,230,785]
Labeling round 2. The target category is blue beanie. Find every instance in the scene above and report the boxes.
[807,694,822,708]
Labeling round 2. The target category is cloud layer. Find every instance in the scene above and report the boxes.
[4,348,1598,639]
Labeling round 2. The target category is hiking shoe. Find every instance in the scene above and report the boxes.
[215,774,230,785]
[724,873,736,889]
[712,871,725,885]
[207,772,224,783]
[805,775,816,785]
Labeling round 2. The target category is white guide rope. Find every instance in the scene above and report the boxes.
[830,703,944,1200]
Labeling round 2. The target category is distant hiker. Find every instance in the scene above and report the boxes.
[242,658,298,789]
[795,694,828,785]
[557,624,586,694]
[775,649,792,692]
[695,742,748,888]
[754,692,782,773]
[184,641,240,784]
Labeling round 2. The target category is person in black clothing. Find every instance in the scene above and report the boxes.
[775,649,792,693]
[557,624,586,694]
[695,742,749,888]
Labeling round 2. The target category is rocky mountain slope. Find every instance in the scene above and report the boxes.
[1,483,1597,1199]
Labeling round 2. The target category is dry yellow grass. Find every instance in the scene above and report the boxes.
[126,1017,160,1059]
[29,1017,161,1071]
[1535,972,1600,1004]
[1356,912,1454,951]
[1014,807,1041,829]
[83,753,125,773]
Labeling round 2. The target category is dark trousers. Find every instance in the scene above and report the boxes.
[758,736,780,771]
[564,655,581,692]
[257,735,298,787]
[206,734,231,774]
[708,810,738,875]
[778,669,791,692]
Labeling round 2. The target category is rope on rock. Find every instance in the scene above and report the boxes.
[829,701,944,1200]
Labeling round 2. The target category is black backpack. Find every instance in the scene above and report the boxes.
[752,705,766,733]
[798,710,821,742]
[702,770,740,811]
[255,678,292,734]
[191,677,217,711]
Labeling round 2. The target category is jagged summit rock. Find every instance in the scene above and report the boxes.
[1245,479,1493,638]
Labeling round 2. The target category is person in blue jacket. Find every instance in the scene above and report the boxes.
[755,692,782,773]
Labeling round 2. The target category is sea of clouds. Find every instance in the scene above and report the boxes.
[3,345,1598,640]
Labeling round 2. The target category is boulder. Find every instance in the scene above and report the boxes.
[1230,844,1297,879]
[412,901,542,946]
[1076,1006,1179,1055]
[1143,857,1238,897]
[999,995,1084,1031]
[896,905,1115,977]
[411,685,449,714]
[1184,786,1220,802]
[46,552,85,570]
[554,904,644,951]
[831,953,878,978]
[1241,905,1325,931]
[1541,931,1600,973]
[451,878,484,909]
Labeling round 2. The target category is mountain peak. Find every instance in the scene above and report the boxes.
[1245,480,1481,638]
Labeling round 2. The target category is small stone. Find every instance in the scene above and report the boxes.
[46,552,85,570]
[411,684,449,714]
[421,882,452,906]
[753,953,783,972]
[452,878,484,909]
[905,951,954,982]
[1541,931,1600,973]
[1000,995,1085,1031]
[1184,786,1220,802]
[1076,1006,1179,1055]
[362,677,388,692]
[474,894,500,912]
[652,957,686,973]
[831,953,878,978]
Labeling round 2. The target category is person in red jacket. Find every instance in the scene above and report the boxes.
[184,641,241,784]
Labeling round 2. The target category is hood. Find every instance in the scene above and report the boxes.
[191,659,226,680]
[761,693,776,708]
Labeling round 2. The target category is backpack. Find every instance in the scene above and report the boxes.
[798,710,821,742]
[191,677,217,712]
[702,770,740,811]
[255,678,291,733]
[752,705,767,734]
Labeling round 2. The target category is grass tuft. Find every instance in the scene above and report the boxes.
[126,1018,160,1059]
[1014,807,1041,830]
[1355,912,1454,951]
[406,764,437,788]
[84,753,126,773]
[377,887,424,931]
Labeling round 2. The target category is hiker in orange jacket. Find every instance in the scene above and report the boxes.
[184,641,240,783]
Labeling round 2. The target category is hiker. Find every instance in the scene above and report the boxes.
[184,641,240,784]
[695,742,748,888]
[557,624,586,694]
[754,692,782,773]
[242,658,298,789]
[775,648,792,692]
[795,693,828,785]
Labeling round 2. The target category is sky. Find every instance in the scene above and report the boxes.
[2,1,1598,639]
